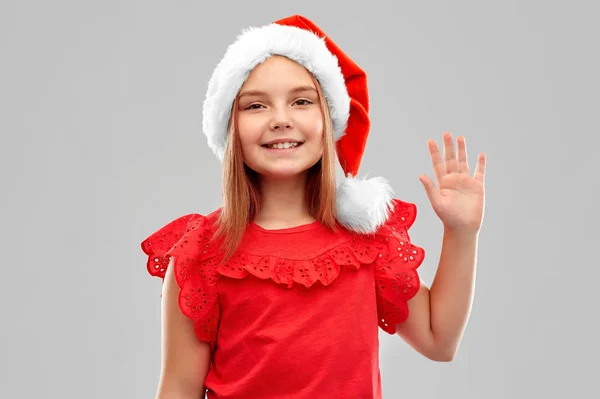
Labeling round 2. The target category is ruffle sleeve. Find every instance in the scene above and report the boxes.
[141,213,220,347]
[372,198,425,334]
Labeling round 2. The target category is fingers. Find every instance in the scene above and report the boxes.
[419,174,440,209]
[443,132,458,174]
[473,152,486,184]
[428,139,446,184]
[429,132,479,182]
[457,136,470,174]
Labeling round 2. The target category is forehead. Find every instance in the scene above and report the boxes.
[241,55,315,91]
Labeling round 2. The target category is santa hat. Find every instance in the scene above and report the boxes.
[202,14,394,234]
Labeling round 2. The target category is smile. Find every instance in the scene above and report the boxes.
[261,142,304,150]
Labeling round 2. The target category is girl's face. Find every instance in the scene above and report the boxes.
[235,55,324,179]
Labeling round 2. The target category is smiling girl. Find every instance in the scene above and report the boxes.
[141,15,486,399]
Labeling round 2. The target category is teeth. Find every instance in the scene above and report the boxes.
[266,142,300,149]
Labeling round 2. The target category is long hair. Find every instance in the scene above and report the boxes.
[213,74,338,262]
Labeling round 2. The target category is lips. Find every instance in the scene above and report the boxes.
[261,141,304,149]
[261,138,304,146]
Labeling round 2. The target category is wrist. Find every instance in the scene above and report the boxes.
[443,225,480,241]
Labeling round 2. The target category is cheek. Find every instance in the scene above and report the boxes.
[302,111,325,141]
[237,115,263,147]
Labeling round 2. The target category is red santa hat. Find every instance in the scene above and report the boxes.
[202,14,394,234]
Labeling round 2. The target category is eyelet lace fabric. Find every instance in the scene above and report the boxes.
[141,214,221,348]
[369,199,424,333]
[141,199,424,342]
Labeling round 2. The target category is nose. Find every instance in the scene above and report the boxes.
[269,108,293,131]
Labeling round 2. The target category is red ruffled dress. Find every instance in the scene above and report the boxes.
[141,199,425,399]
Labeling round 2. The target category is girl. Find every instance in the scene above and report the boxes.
[141,15,486,399]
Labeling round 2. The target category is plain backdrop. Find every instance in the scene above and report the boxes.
[1,0,599,398]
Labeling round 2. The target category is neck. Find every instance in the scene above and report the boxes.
[254,172,315,227]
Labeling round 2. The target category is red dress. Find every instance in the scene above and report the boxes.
[141,198,425,399]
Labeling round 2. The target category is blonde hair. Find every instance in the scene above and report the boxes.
[213,73,339,262]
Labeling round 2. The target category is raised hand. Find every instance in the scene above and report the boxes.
[419,132,486,234]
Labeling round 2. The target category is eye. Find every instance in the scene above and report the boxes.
[245,103,264,110]
[293,99,313,106]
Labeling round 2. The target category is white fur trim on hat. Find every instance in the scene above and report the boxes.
[336,175,394,234]
[202,23,351,161]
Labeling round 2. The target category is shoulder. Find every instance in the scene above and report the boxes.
[345,197,418,239]
[378,198,419,234]
[141,207,223,279]
[140,208,224,345]
[363,197,424,334]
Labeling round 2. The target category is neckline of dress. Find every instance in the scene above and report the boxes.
[248,219,323,234]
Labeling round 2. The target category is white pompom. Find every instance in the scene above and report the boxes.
[335,174,394,234]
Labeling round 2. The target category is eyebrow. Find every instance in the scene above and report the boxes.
[238,85,317,98]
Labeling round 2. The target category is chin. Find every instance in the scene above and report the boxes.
[243,151,322,179]
[246,156,321,178]
[253,165,311,179]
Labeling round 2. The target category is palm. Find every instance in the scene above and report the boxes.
[419,132,486,233]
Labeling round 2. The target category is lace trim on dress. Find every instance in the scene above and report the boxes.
[141,199,424,339]
[213,199,424,333]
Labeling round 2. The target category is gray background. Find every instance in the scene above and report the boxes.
[1,0,598,398]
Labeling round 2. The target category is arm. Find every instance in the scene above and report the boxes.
[395,228,478,362]
[156,257,212,399]
[397,132,485,361]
